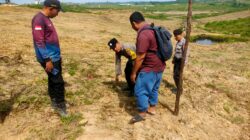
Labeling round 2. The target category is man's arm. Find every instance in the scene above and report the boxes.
[130,52,146,83]
[115,54,122,81]
[32,17,53,72]
[130,31,150,83]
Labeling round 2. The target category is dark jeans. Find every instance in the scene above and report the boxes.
[40,60,65,104]
[173,57,182,88]
[124,60,135,91]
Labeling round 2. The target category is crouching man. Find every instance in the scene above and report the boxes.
[108,38,136,96]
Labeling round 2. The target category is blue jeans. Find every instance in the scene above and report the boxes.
[134,71,163,112]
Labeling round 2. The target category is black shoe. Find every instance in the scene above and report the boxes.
[171,88,177,94]
[128,90,134,97]
[54,102,68,117]
[51,99,57,109]
[122,87,130,91]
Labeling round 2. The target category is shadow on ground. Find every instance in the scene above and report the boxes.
[159,79,177,114]
[102,81,137,116]
[0,86,27,123]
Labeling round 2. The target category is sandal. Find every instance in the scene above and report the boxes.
[129,114,145,124]
[146,111,156,115]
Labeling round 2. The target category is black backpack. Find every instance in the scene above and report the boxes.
[139,24,173,61]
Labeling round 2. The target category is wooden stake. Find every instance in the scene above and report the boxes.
[174,0,192,116]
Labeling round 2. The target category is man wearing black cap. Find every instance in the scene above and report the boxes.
[108,38,136,96]
[31,0,67,117]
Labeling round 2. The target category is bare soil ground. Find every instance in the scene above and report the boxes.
[0,6,249,140]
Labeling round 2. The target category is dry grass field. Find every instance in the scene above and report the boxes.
[0,5,249,140]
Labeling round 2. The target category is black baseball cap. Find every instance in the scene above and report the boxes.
[44,0,63,11]
[108,38,118,49]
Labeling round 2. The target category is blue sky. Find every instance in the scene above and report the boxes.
[4,0,175,4]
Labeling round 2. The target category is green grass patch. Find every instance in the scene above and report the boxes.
[66,59,79,76]
[80,64,101,79]
[25,4,42,9]
[25,4,90,13]
[230,115,245,124]
[66,89,95,106]
[36,78,48,85]
[61,113,83,125]
[145,13,168,20]
[39,113,84,140]
[193,13,221,19]
[27,110,84,139]
[205,83,217,90]
[204,17,250,37]
[61,4,90,13]
[0,101,12,113]
[205,82,236,100]
[15,94,50,109]
[82,98,93,105]
[25,2,250,13]
[191,34,249,43]
[223,102,233,113]
[60,113,84,139]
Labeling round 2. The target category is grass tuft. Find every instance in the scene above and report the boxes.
[204,17,250,37]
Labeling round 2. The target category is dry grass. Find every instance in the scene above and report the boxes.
[0,6,249,140]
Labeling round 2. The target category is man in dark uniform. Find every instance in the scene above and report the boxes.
[108,38,136,96]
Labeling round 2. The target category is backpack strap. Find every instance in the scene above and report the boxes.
[137,26,157,54]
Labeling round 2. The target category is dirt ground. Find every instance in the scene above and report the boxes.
[0,6,249,140]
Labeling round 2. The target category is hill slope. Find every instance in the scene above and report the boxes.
[0,6,249,140]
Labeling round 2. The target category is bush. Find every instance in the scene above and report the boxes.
[204,17,250,37]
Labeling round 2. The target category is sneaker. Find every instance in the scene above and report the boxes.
[51,99,57,109]
[55,102,68,117]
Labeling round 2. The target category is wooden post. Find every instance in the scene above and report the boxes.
[174,0,192,116]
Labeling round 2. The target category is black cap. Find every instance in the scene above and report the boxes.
[44,0,63,11]
[173,28,183,36]
[108,38,118,49]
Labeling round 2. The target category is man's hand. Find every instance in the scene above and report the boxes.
[130,73,137,84]
[130,52,146,84]
[45,60,54,72]
[115,75,120,82]
[172,59,175,64]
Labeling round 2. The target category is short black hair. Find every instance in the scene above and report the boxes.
[129,11,145,24]
[173,29,183,36]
